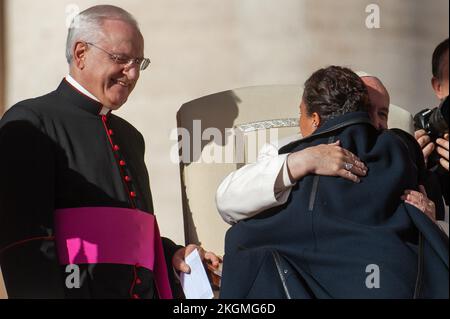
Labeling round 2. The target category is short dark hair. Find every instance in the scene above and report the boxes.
[432,38,449,80]
[303,66,370,121]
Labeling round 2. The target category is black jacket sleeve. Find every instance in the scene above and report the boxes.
[0,105,65,298]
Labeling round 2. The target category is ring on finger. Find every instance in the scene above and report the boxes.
[344,162,353,171]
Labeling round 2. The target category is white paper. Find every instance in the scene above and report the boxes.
[180,249,214,299]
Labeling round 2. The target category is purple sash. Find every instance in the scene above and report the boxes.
[54,207,173,299]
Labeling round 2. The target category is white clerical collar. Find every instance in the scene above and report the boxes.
[65,75,111,115]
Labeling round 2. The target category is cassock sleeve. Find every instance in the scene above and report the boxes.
[0,105,65,298]
[161,237,184,298]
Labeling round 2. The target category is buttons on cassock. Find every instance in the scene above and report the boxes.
[101,115,138,204]
[102,116,142,293]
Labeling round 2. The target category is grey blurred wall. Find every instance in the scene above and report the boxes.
[1,0,449,244]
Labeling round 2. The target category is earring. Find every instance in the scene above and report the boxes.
[313,122,318,128]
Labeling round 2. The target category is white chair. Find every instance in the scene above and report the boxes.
[388,104,415,134]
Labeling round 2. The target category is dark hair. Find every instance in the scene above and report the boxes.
[303,65,370,121]
[432,38,449,80]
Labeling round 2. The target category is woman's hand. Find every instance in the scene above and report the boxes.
[401,185,436,221]
[287,140,367,182]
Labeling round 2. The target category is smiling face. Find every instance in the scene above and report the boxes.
[72,19,145,109]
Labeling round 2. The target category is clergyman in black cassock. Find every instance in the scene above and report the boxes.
[0,5,222,299]
[0,76,186,298]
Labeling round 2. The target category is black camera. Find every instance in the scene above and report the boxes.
[414,96,449,169]
[414,96,449,141]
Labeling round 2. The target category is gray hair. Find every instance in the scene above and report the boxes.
[65,5,141,64]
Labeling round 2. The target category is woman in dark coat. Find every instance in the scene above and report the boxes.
[220,66,448,299]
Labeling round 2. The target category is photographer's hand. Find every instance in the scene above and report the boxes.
[436,133,449,171]
[414,129,435,165]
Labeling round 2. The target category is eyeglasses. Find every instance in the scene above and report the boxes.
[85,42,151,71]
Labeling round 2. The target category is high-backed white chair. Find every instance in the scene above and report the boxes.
[388,104,415,134]
[177,85,414,258]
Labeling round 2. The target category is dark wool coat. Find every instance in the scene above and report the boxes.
[220,112,448,299]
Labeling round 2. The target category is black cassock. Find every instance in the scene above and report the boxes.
[0,79,182,299]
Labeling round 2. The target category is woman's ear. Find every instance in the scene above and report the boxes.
[312,112,321,128]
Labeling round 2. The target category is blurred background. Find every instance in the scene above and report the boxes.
[0,0,448,245]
